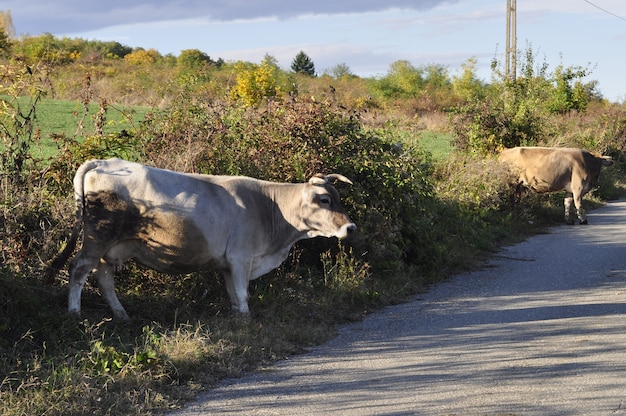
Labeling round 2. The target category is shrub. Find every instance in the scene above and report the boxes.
[177,49,214,70]
[450,45,600,156]
[229,60,282,107]
[450,94,546,155]
[430,153,563,271]
[452,57,486,102]
[124,48,161,65]
[450,48,550,155]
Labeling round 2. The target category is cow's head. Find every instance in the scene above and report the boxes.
[601,155,614,167]
[588,153,614,183]
[300,174,357,240]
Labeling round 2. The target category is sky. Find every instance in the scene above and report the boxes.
[1,0,625,102]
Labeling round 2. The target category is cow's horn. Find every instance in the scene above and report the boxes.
[325,173,353,185]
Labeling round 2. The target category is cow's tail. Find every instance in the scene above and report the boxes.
[45,220,81,284]
[45,160,101,284]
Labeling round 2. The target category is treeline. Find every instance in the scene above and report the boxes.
[0,32,607,115]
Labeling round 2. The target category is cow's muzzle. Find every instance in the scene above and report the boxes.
[337,222,357,239]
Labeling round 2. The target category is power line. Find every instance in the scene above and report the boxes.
[583,0,626,21]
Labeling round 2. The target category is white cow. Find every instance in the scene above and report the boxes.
[48,158,356,319]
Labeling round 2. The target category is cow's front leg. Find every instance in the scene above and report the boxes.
[95,259,130,320]
[223,269,250,314]
[572,191,588,225]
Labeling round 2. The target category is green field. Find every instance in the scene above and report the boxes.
[15,98,454,162]
[11,97,149,158]
[419,131,454,159]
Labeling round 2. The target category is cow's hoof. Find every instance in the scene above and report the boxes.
[68,309,82,319]
[113,314,131,322]
[579,220,588,225]
[229,306,251,319]
[565,220,575,225]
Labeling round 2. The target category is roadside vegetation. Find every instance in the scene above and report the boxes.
[2,28,626,415]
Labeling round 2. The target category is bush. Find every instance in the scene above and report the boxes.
[124,48,161,65]
[229,60,282,107]
[450,93,546,155]
[450,45,601,156]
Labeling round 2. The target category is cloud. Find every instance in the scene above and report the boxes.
[204,0,458,21]
[3,0,459,36]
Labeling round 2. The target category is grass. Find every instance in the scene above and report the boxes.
[12,97,149,159]
[419,131,454,160]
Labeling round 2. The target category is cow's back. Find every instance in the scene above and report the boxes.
[81,159,238,215]
[82,159,194,205]
[499,147,583,193]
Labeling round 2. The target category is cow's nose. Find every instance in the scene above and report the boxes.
[337,222,357,240]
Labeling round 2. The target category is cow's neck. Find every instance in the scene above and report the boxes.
[263,183,309,244]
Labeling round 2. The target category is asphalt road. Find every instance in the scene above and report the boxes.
[172,200,626,415]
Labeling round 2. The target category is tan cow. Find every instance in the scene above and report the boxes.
[48,158,356,320]
[499,147,613,224]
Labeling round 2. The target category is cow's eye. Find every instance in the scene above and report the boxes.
[319,195,331,205]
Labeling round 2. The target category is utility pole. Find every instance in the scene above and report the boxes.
[505,0,517,81]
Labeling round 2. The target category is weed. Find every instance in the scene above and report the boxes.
[321,246,373,304]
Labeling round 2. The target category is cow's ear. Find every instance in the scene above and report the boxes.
[324,173,353,185]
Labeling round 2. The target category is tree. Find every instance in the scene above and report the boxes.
[291,51,315,76]
[452,57,485,101]
[374,60,423,98]
[103,41,132,59]
[547,64,593,113]
[262,53,280,69]
[326,63,355,79]
[177,49,213,69]
[423,63,450,89]
[0,10,15,38]
[0,10,14,57]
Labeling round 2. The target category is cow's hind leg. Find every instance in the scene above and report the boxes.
[94,259,130,321]
[68,252,99,318]
[564,194,576,225]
